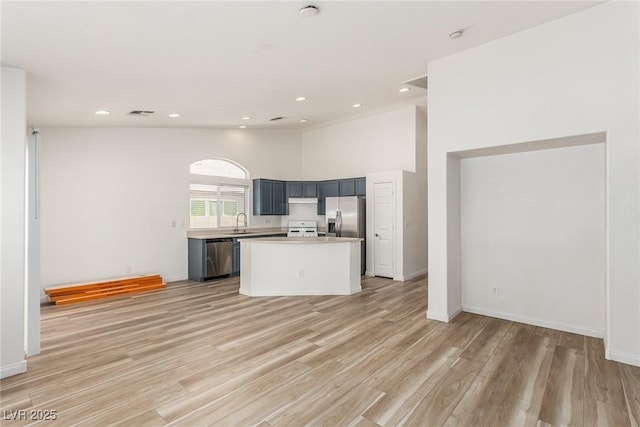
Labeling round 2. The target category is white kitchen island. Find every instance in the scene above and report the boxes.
[239,237,363,296]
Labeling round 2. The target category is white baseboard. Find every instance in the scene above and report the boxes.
[365,271,374,277]
[463,305,604,338]
[239,287,362,297]
[607,349,640,367]
[1,360,27,379]
[402,269,428,281]
[426,310,448,322]
[426,306,462,322]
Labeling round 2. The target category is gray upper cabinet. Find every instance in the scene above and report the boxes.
[317,180,339,215]
[355,177,366,196]
[339,179,356,196]
[324,180,340,197]
[287,181,317,198]
[253,179,287,215]
[303,182,317,197]
[286,181,303,198]
[272,180,287,215]
[317,182,327,215]
[253,179,272,215]
[259,177,363,216]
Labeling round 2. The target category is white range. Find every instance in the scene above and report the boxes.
[286,220,318,237]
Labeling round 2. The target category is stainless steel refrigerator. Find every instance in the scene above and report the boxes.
[326,196,366,274]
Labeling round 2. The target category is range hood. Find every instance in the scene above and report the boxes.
[288,198,318,204]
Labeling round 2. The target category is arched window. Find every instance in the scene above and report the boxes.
[189,158,250,229]
[190,158,247,179]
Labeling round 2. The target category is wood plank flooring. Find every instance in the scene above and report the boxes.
[1,275,638,426]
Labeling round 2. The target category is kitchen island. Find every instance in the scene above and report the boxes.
[239,237,362,296]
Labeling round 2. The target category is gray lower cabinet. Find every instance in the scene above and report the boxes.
[188,238,233,281]
[232,240,240,275]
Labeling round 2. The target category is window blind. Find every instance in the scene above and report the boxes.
[190,183,247,229]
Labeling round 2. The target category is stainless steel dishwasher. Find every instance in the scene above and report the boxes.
[206,239,233,278]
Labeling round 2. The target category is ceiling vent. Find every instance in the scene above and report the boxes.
[269,116,287,121]
[128,110,155,116]
[402,75,428,90]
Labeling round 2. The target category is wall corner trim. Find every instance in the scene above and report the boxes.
[0,361,27,379]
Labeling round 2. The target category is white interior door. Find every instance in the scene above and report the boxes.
[374,182,394,278]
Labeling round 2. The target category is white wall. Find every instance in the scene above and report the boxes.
[301,105,428,280]
[427,2,639,365]
[461,144,605,336]
[1,67,27,378]
[402,106,428,279]
[283,203,325,228]
[40,127,302,289]
[301,105,421,180]
[360,106,428,281]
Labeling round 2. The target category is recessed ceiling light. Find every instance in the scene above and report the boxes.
[295,96,307,102]
[299,5,319,17]
[449,29,464,39]
[352,103,362,108]
[299,119,308,123]
[399,87,410,93]
[94,110,111,115]
[239,125,247,129]
[241,116,251,120]
[168,113,180,118]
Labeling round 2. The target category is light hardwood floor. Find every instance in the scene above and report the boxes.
[1,275,639,426]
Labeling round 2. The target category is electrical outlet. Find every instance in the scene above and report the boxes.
[171,220,177,228]
[299,270,304,279]
[492,286,498,295]
[125,265,132,274]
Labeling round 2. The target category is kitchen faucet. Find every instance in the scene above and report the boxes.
[235,212,247,232]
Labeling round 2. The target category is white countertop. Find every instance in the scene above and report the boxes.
[241,236,362,244]
[187,229,326,239]
[187,229,286,239]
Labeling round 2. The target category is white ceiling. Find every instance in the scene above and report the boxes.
[1,1,601,129]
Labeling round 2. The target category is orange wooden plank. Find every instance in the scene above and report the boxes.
[45,275,162,296]
[46,275,163,296]
[54,283,167,305]
[48,282,157,302]
[45,275,162,294]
